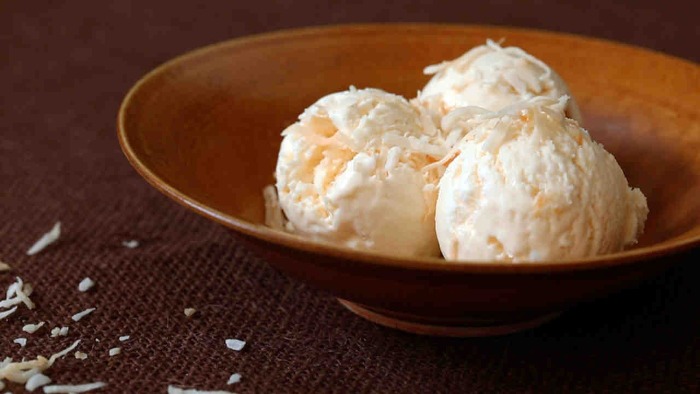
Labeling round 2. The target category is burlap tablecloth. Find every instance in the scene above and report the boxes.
[1,1,698,392]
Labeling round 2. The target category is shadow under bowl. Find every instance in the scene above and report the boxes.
[118,24,700,336]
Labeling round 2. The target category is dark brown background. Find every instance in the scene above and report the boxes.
[1,1,698,393]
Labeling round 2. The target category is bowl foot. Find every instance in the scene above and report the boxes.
[339,299,561,337]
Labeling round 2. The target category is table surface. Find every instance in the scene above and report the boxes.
[1,1,698,393]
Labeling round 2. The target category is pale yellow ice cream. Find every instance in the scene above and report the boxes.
[435,97,647,262]
[275,88,445,257]
[418,40,582,136]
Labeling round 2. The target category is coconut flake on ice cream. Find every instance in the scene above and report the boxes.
[417,39,582,147]
[435,97,647,262]
[275,87,447,257]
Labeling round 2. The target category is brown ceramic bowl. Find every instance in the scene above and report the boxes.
[118,24,700,336]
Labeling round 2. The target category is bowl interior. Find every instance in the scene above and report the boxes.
[119,24,700,263]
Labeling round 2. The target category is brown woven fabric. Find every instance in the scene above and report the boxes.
[1,1,698,393]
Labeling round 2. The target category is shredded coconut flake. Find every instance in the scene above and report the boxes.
[25,373,51,391]
[108,348,120,357]
[167,386,235,394]
[118,335,129,342]
[226,373,241,385]
[23,322,45,334]
[26,222,61,256]
[225,339,245,351]
[71,308,95,322]
[184,308,196,317]
[0,340,79,387]
[0,306,17,320]
[42,382,106,393]
[78,278,94,292]
[74,352,87,360]
[121,240,139,249]
[50,327,69,338]
[1,277,35,311]
[48,340,81,366]
[423,60,450,75]
[0,262,10,272]
[263,185,285,230]
[13,338,27,347]
[0,355,49,386]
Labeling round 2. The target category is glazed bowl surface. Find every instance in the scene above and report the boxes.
[118,24,700,336]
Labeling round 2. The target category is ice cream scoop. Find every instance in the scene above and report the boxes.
[275,87,445,257]
[418,40,582,131]
[435,97,647,262]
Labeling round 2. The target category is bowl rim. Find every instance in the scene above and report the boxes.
[117,22,700,274]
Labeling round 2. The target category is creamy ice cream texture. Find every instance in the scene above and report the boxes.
[435,97,648,262]
[270,42,647,262]
[418,39,582,139]
[275,88,445,257]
